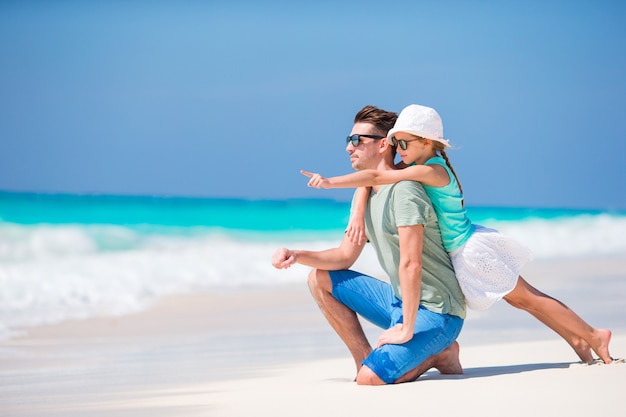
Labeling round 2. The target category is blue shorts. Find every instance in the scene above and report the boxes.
[329,269,464,384]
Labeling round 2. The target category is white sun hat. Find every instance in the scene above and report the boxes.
[387,104,451,148]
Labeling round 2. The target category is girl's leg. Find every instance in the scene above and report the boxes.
[503,276,612,363]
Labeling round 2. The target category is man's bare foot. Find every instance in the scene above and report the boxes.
[433,341,463,375]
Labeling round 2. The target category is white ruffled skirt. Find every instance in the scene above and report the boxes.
[450,225,534,311]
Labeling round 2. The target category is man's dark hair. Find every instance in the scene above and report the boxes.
[353,105,398,137]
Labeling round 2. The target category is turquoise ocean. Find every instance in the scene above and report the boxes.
[1,191,625,340]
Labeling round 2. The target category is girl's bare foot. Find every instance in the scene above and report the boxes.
[571,338,594,363]
[591,328,613,364]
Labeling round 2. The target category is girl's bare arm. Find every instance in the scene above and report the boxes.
[301,164,449,189]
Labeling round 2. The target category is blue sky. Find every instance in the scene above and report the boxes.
[1,1,625,210]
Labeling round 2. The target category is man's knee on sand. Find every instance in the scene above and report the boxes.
[356,365,386,386]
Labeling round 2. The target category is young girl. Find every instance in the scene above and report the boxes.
[302,104,617,364]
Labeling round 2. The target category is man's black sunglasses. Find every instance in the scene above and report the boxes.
[346,134,385,147]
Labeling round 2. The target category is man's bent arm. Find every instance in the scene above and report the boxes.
[376,224,423,347]
[272,234,365,271]
[397,224,424,332]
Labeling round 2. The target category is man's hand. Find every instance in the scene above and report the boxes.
[272,248,297,269]
[376,324,413,348]
[301,170,330,189]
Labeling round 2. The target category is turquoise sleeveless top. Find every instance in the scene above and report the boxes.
[421,156,474,252]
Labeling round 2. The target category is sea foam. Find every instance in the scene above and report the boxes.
[1,198,625,339]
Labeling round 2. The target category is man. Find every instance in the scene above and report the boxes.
[271,105,466,385]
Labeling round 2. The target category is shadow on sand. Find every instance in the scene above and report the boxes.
[419,361,574,381]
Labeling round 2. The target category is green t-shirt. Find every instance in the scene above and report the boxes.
[363,180,466,318]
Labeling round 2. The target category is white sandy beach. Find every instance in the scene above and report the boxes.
[1,255,625,417]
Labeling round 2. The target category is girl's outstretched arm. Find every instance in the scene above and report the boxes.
[395,160,409,170]
[301,164,450,189]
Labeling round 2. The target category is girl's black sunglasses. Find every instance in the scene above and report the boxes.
[389,135,423,150]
